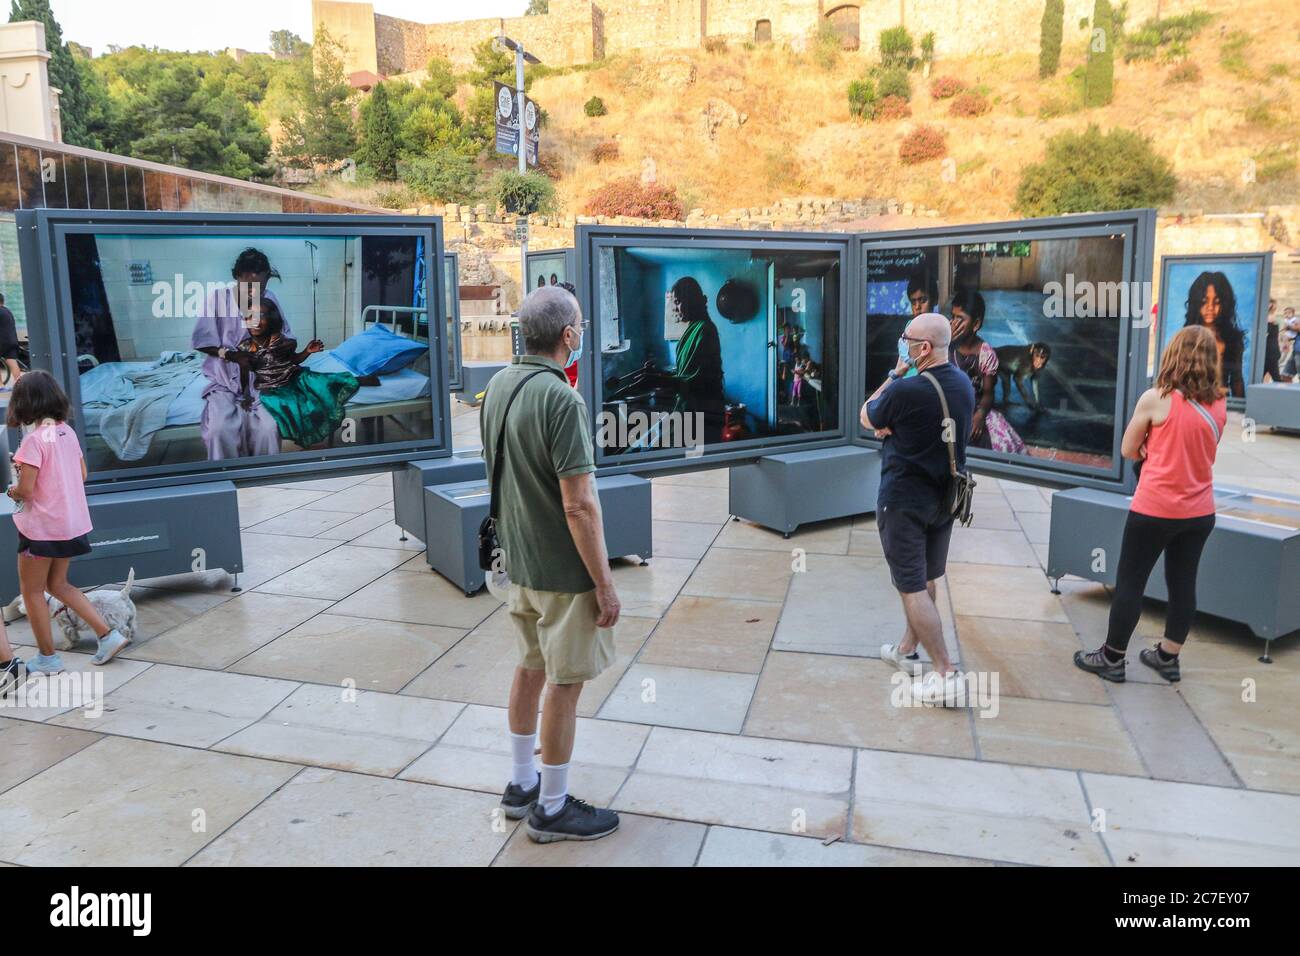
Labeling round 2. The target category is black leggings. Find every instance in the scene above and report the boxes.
[1105,511,1215,653]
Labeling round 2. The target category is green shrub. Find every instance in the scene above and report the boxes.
[920,32,935,64]
[1038,94,1082,118]
[848,78,877,119]
[878,68,912,101]
[899,125,946,164]
[949,90,991,117]
[373,184,418,210]
[1244,102,1275,127]
[398,149,480,205]
[1220,31,1252,76]
[584,95,607,117]
[1266,63,1289,78]
[585,176,684,220]
[1084,0,1115,107]
[1015,125,1176,216]
[489,170,557,216]
[1254,145,1297,183]
[879,26,914,69]
[1039,0,1065,77]
[812,23,841,71]
[703,36,728,54]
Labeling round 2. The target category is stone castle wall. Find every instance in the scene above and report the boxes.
[317,0,1209,75]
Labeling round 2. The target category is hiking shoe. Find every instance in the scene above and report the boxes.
[1139,646,1181,683]
[1073,647,1126,683]
[526,796,619,844]
[0,657,22,698]
[26,654,65,676]
[91,629,129,666]
[880,642,923,676]
[500,774,541,821]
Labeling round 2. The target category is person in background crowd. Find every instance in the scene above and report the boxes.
[1282,306,1300,382]
[483,285,622,843]
[0,293,21,388]
[1074,326,1227,684]
[862,312,975,707]
[1263,298,1281,383]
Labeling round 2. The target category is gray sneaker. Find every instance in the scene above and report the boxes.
[500,774,541,820]
[526,796,619,844]
[91,629,129,666]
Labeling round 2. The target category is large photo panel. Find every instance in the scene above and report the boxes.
[859,211,1156,490]
[578,227,849,471]
[18,211,449,488]
[1154,253,1273,405]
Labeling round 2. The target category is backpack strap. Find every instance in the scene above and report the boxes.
[484,369,550,523]
[1183,395,1222,445]
[920,371,960,478]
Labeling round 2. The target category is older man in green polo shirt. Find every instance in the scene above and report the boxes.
[482,284,623,843]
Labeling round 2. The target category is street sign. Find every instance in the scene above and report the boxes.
[493,80,540,167]
[515,217,529,242]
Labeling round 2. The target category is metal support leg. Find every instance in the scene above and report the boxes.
[1050,577,1061,595]
[231,572,241,594]
[1259,639,1273,664]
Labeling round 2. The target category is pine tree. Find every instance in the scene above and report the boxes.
[9,0,89,145]
[1085,0,1114,106]
[278,27,357,167]
[1038,0,1065,78]
[357,81,400,180]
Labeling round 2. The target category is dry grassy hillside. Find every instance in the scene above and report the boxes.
[520,0,1298,222]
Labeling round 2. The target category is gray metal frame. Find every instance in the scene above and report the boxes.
[15,209,451,492]
[851,209,1157,493]
[445,251,465,391]
[525,247,575,294]
[1153,252,1274,409]
[575,225,853,476]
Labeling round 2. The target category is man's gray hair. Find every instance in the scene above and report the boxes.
[521,286,580,354]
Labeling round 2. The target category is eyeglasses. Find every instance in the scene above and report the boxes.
[899,334,928,344]
[570,320,589,332]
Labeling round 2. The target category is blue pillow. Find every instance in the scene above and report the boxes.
[331,324,426,377]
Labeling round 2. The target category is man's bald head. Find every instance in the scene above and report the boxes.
[908,312,951,357]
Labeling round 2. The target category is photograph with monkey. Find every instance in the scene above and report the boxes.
[995,342,1052,410]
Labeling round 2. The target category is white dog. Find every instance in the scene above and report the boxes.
[3,569,138,651]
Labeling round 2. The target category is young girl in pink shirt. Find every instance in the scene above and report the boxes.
[6,371,127,675]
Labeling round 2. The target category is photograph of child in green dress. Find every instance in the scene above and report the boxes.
[225,299,379,449]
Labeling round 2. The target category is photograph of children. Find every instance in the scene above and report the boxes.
[596,244,841,456]
[527,250,568,291]
[1156,256,1269,402]
[63,231,437,474]
[865,234,1128,469]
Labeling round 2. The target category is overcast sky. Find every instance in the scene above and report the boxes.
[49,1,530,55]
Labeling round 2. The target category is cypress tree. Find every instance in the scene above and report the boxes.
[1039,0,1065,78]
[359,81,401,181]
[1085,0,1115,107]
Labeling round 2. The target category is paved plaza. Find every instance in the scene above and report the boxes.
[0,401,1297,867]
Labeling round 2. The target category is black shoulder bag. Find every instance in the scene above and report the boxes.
[921,371,976,527]
[478,369,548,572]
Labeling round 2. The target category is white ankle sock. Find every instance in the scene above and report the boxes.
[540,762,569,816]
[509,732,538,788]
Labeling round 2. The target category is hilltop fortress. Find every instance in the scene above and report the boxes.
[312,0,1197,76]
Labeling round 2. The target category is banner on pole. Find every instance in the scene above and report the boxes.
[493,81,540,167]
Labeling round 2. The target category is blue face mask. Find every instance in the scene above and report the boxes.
[566,327,583,367]
[898,336,917,367]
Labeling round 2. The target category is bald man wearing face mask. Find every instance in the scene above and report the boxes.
[861,313,975,708]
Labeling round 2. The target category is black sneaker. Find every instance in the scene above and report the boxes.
[500,775,541,820]
[526,795,620,844]
[1139,646,1181,683]
[1073,647,1125,683]
[0,657,22,700]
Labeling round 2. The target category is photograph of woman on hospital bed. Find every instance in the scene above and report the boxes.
[71,236,436,473]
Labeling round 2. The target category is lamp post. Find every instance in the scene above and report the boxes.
[495,35,541,306]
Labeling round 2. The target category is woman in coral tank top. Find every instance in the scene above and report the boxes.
[1074,326,1228,684]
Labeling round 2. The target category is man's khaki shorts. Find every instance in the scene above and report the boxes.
[507,584,615,684]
